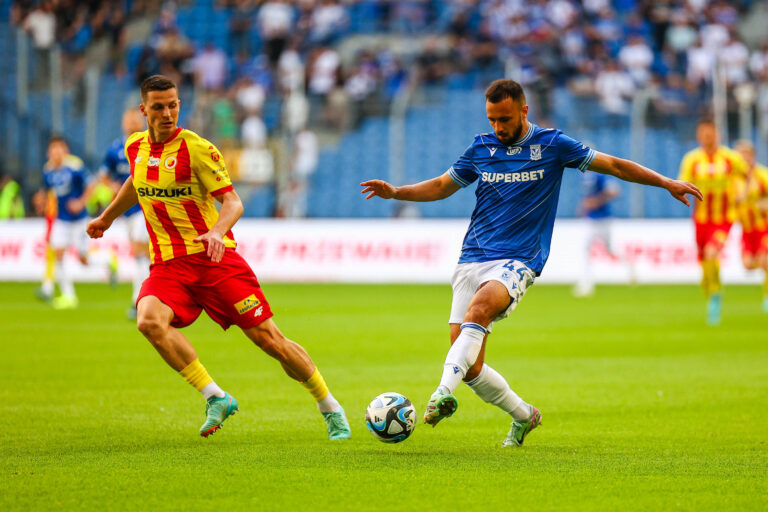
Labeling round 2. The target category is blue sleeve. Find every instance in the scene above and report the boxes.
[447,143,478,188]
[100,148,117,176]
[557,132,595,172]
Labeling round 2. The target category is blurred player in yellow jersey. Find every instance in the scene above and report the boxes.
[734,140,768,312]
[678,120,747,325]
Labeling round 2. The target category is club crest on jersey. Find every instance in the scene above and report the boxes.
[507,146,521,156]
[234,294,261,315]
[164,156,177,169]
[530,145,542,161]
[148,156,161,167]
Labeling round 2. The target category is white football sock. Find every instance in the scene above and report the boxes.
[41,279,54,296]
[466,364,531,421]
[132,256,150,303]
[201,381,226,400]
[438,322,486,395]
[56,260,75,297]
[316,391,341,414]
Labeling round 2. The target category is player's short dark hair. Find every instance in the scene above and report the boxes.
[697,117,716,127]
[140,75,177,101]
[48,135,68,147]
[485,79,526,105]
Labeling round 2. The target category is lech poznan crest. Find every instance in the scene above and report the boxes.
[530,144,541,161]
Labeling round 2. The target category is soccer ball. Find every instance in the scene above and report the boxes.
[365,392,416,443]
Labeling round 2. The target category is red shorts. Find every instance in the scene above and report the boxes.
[137,248,273,330]
[695,221,732,260]
[741,229,768,258]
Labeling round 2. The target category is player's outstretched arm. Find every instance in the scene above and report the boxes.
[86,176,138,238]
[360,171,461,202]
[194,189,244,263]
[588,152,703,207]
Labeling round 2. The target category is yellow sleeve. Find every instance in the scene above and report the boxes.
[678,151,694,182]
[188,134,233,195]
[728,149,748,176]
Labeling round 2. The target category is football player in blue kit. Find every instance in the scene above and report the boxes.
[99,108,148,319]
[40,136,91,309]
[573,171,624,297]
[360,79,702,447]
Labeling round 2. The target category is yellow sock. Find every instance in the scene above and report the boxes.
[702,259,721,296]
[301,368,329,402]
[45,246,55,281]
[179,358,213,392]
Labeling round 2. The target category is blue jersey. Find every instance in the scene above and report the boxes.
[100,137,141,216]
[582,172,619,220]
[43,157,89,222]
[448,123,595,275]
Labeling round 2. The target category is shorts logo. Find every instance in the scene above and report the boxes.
[234,294,261,315]
[530,145,541,161]
[507,146,521,156]
[253,306,263,318]
[164,156,177,169]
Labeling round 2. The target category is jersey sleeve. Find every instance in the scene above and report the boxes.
[557,132,595,171]
[190,136,233,196]
[678,152,694,182]
[447,143,478,188]
[99,146,118,177]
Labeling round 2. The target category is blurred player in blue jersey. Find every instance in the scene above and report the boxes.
[39,136,91,309]
[99,108,148,319]
[573,171,624,297]
[361,79,701,446]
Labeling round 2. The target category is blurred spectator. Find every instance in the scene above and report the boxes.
[595,60,635,115]
[720,33,750,85]
[619,35,653,86]
[308,0,348,45]
[155,27,194,85]
[22,1,55,50]
[257,0,294,66]
[193,43,228,91]
[278,128,318,218]
[277,41,305,93]
[750,42,768,80]
[686,38,714,87]
[417,37,450,86]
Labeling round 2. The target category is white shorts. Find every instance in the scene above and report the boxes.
[125,211,149,243]
[449,259,535,331]
[50,218,90,256]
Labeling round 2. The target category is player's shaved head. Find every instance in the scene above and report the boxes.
[122,108,145,136]
[140,75,177,102]
[485,79,526,105]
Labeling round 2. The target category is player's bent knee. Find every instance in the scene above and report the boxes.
[136,315,168,341]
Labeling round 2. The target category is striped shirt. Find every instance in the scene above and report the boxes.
[736,163,768,233]
[678,146,747,224]
[126,127,235,264]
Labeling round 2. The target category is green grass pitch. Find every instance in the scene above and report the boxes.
[2,282,767,511]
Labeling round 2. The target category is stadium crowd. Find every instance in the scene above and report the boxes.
[9,0,768,215]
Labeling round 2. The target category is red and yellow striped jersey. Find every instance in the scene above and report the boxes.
[678,146,747,224]
[125,127,236,264]
[735,163,768,233]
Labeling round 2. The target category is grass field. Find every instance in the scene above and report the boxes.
[2,282,767,511]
